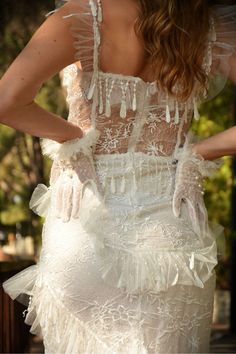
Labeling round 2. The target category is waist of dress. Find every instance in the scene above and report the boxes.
[93,151,177,200]
[94,151,177,169]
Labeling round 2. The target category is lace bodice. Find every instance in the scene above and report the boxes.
[4,5,229,352]
[60,0,236,157]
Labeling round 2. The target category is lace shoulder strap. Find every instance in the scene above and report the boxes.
[84,0,102,100]
[53,0,102,127]
[202,4,236,102]
[69,0,102,120]
[47,0,99,75]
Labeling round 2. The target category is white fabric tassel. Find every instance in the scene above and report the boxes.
[105,76,110,117]
[120,81,129,118]
[99,78,103,114]
[132,93,137,112]
[190,252,195,270]
[166,103,171,123]
[174,101,179,124]
[110,176,116,194]
[97,0,103,22]
[132,82,137,111]
[120,175,126,194]
[87,81,96,100]
[105,78,114,117]
[171,269,179,285]
[193,270,204,288]
[89,0,97,17]
[105,99,111,117]
[120,100,127,119]
[133,172,138,192]
[193,98,200,121]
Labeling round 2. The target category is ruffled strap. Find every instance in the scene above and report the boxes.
[212,5,236,57]
[59,0,102,128]
[64,0,100,73]
[203,4,236,101]
[49,0,100,78]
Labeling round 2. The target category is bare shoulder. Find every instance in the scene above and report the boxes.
[101,0,139,24]
[60,0,91,13]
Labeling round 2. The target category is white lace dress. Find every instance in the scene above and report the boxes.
[3,1,236,353]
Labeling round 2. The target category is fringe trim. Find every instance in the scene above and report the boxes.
[75,192,221,295]
[40,127,100,160]
[174,132,222,177]
[93,239,218,294]
[3,265,146,354]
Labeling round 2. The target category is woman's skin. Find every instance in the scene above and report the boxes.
[0,0,235,158]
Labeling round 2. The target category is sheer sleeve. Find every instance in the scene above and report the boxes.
[204,5,236,101]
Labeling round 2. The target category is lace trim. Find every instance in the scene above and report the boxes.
[63,0,205,122]
[203,4,236,101]
[2,263,216,353]
[58,0,225,122]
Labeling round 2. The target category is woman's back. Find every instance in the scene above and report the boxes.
[62,0,211,156]
[2,1,236,353]
[95,0,151,79]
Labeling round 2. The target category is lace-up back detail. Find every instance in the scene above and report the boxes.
[61,0,235,156]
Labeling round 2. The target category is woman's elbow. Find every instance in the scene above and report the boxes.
[0,89,29,124]
[228,55,236,85]
[0,95,18,124]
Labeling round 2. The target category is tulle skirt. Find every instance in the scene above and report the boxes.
[3,151,221,353]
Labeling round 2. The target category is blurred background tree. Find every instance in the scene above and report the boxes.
[192,82,234,290]
[0,0,68,241]
[0,0,235,290]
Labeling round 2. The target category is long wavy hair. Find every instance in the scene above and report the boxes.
[135,0,212,101]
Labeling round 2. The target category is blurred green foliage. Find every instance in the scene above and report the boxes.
[0,0,235,288]
[192,83,234,228]
[192,83,234,289]
[0,0,67,241]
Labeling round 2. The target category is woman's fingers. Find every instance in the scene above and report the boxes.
[54,176,64,218]
[49,160,62,185]
[51,153,103,222]
[60,177,74,222]
[54,173,74,222]
[71,177,83,219]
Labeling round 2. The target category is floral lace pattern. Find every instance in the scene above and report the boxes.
[3,0,235,353]
[21,268,216,354]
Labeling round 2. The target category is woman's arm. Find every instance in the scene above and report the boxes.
[193,126,236,160]
[0,1,83,143]
[193,54,236,160]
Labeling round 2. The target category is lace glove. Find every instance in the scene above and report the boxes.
[30,127,102,222]
[172,141,222,235]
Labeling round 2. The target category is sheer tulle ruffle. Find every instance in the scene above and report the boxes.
[2,265,37,307]
[26,144,224,296]
[3,267,129,353]
[204,4,236,101]
[2,262,216,353]
[78,174,222,295]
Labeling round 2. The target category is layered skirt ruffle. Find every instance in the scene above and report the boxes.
[3,151,224,353]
